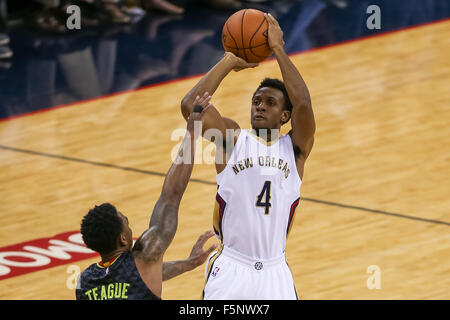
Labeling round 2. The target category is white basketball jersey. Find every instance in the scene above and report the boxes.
[213,129,302,260]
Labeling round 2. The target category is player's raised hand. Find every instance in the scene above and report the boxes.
[187,92,212,136]
[186,230,218,269]
[192,91,213,112]
[224,51,259,72]
[265,13,285,50]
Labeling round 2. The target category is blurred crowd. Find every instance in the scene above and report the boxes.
[2,0,448,118]
[0,0,281,60]
[0,0,288,116]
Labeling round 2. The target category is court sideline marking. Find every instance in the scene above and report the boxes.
[1,144,448,227]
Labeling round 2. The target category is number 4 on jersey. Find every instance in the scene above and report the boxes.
[256,181,272,215]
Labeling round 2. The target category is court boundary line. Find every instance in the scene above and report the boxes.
[0,17,448,124]
[1,144,448,227]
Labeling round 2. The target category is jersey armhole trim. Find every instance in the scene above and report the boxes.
[216,129,245,183]
[284,133,303,186]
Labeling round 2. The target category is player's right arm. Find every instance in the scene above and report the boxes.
[181,53,257,171]
[180,52,257,139]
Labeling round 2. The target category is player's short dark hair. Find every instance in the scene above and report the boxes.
[255,78,293,113]
[80,203,123,255]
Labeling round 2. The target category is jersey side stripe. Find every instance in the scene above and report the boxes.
[286,197,300,237]
[213,193,227,241]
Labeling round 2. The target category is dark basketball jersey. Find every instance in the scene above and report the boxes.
[76,250,160,300]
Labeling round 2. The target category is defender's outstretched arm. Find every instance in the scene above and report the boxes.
[132,100,208,297]
[136,100,208,261]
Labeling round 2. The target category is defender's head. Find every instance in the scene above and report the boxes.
[251,78,292,130]
[81,203,133,256]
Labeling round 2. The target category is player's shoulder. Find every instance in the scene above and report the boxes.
[286,130,302,157]
[222,117,241,145]
[80,261,101,279]
[222,117,240,131]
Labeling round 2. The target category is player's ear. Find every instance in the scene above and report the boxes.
[119,232,128,247]
[280,110,291,125]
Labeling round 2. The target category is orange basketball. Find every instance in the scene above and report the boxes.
[222,9,272,63]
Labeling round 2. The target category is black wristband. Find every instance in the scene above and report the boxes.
[193,105,203,113]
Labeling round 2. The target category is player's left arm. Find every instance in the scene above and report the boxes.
[266,13,316,178]
[162,230,217,281]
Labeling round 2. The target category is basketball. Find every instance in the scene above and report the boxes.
[222,9,272,63]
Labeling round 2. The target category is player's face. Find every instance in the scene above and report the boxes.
[117,211,133,251]
[251,87,287,130]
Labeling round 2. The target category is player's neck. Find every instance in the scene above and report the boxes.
[251,128,281,142]
[100,248,127,264]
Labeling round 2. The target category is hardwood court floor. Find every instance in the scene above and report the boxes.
[0,20,449,300]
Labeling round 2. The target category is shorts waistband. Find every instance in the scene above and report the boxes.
[221,246,286,270]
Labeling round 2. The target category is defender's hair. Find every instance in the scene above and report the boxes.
[255,78,293,113]
[80,203,123,254]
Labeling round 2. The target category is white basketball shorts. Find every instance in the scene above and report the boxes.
[202,245,298,300]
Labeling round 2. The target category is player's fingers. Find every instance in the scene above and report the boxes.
[202,95,212,106]
[198,229,215,244]
[206,243,218,254]
[198,93,211,106]
[194,231,209,247]
[201,103,213,115]
[200,91,209,101]
[205,229,215,238]
[264,13,274,25]
[267,13,279,26]
[195,92,206,103]
[193,101,213,118]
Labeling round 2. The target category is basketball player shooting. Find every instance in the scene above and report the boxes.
[76,100,217,300]
[180,13,315,299]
